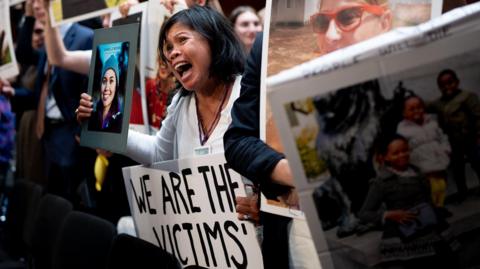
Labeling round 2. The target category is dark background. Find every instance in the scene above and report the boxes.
[221,0,266,16]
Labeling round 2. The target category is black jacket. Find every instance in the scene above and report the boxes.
[223,33,292,269]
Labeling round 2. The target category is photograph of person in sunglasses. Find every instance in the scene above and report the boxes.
[267,0,437,76]
[311,0,392,55]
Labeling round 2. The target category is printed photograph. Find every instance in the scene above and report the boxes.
[267,0,440,77]
[111,9,147,130]
[0,28,11,66]
[143,1,180,133]
[0,0,18,78]
[50,0,128,25]
[88,41,129,133]
[285,49,480,268]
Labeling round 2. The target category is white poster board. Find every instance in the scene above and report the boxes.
[49,0,128,27]
[0,0,18,79]
[111,3,149,134]
[267,3,480,268]
[143,0,185,134]
[123,154,264,269]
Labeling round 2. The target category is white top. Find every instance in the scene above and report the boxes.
[397,114,451,173]
[126,76,241,164]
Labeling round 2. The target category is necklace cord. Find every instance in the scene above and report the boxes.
[195,83,230,146]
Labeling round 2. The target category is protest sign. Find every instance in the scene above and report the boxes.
[267,3,480,268]
[80,23,138,153]
[111,3,149,133]
[0,0,18,79]
[49,0,128,26]
[123,154,264,269]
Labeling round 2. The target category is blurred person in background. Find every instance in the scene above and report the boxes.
[1,0,47,184]
[229,6,263,53]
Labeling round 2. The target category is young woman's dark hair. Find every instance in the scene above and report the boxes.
[98,67,121,114]
[91,64,122,132]
[158,6,245,84]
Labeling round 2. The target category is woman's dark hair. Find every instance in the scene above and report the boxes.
[375,134,408,156]
[229,6,259,26]
[437,69,459,86]
[159,6,245,84]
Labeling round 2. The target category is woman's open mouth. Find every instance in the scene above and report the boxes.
[174,62,193,80]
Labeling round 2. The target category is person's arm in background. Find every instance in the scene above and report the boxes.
[160,0,187,13]
[15,0,38,65]
[119,0,140,17]
[43,0,90,75]
[224,32,294,188]
[0,78,36,111]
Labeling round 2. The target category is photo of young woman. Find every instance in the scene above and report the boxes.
[88,42,128,133]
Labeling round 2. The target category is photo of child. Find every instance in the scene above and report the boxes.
[283,48,480,268]
[359,134,456,265]
[397,95,452,217]
[429,69,480,203]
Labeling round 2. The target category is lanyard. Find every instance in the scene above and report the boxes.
[195,84,230,146]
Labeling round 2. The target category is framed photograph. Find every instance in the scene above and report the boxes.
[49,0,129,26]
[268,3,480,269]
[0,0,18,79]
[80,23,138,153]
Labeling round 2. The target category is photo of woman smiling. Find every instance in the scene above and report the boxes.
[88,47,126,133]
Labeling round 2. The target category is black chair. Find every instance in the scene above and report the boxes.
[29,194,73,269]
[3,180,43,260]
[52,211,116,269]
[0,180,43,269]
[106,233,181,269]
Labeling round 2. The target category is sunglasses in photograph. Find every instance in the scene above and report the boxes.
[310,4,386,33]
